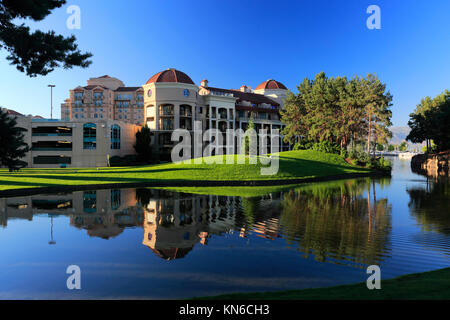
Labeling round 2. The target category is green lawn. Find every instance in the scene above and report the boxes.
[157,185,301,197]
[195,268,450,300]
[0,150,371,192]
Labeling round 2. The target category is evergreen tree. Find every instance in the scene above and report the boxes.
[360,74,393,155]
[134,125,153,163]
[244,113,255,155]
[407,90,450,152]
[280,72,393,155]
[0,108,29,171]
[0,0,92,76]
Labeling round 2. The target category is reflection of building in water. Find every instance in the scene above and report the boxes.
[238,193,283,240]
[69,189,144,239]
[0,180,392,266]
[251,218,280,240]
[141,190,238,260]
[0,189,141,239]
[0,194,74,226]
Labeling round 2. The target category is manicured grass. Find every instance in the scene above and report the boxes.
[157,185,301,197]
[0,150,371,192]
[195,268,450,300]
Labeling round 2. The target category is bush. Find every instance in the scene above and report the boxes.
[358,152,370,164]
[109,156,126,167]
[348,149,370,166]
[422,143,438,154]
[293,140,313,150]
[109,154,149,167]
[311,141,341,154]
[367,156,392,172]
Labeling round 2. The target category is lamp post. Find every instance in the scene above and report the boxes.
[48,84,56,119]
[48,215,56,245]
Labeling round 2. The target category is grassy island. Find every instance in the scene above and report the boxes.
[0,150,376,195]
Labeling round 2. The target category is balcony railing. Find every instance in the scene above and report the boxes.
[210,91,234,97]
[180,111,192,117]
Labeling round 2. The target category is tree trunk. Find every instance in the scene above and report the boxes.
[367,108,372,155]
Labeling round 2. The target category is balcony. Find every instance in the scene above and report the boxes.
[180,111,192,117]
[159,105,174,116]
[210,91,234,97]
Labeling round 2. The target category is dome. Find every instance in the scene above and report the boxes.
[146,68,195,85]
[255,79,287,90]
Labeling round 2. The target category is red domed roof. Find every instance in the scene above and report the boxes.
[255,79,287,90]
[146,68,195,85]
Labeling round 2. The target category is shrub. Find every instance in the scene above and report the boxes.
[367,156,392,172]
[109,154,148,167]
[109,156,126,167]
[348,149,373,166]
[358,151,370,164]
[311,141,341,154]
[293,139,313,150]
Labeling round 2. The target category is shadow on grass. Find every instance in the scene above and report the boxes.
[0,157,375,193]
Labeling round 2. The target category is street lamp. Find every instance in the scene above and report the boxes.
[48,215,56,245]
[48,84,56,119]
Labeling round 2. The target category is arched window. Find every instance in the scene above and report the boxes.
[111,124,121,149]
[83,123,96,149]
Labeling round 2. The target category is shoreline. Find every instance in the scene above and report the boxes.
[0,170,389,198]
[194,267,450,300]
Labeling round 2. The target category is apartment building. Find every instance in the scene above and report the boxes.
[61,75,145,125]
[143,68,290,158]
[7,69,289,168]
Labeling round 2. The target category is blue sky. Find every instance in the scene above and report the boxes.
[0,0,449,126]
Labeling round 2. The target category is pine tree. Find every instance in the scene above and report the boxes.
[244,113,255,155]
[0,0,92,76]
[134,125,153,163]
[407,90,450,152]
[0,108,30,171]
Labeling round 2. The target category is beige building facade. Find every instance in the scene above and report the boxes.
[142,68,290,159]
[61,75,145,125]
[16,116,139,168]
[13,68,290,168]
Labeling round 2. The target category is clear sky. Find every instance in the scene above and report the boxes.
[0,0,449,126]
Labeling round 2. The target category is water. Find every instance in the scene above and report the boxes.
[0,158,449,299]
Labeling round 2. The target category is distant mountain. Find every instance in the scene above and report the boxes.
[389,126,424,151]
[390,126,410,145]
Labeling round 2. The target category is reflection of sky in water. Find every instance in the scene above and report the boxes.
[0,157,449,299]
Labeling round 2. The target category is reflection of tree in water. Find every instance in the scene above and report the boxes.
[407,180,450,235]
[279,178,392,267]
[241,197,259,225]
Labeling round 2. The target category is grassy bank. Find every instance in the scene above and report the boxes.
[195,268,450,300]
[0,150,372,192]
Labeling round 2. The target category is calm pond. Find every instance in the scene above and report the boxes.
[0,157,449,299]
